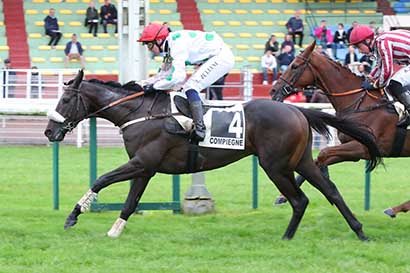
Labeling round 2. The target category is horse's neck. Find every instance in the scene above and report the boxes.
[316,63,364,113]
[91,90,170,126]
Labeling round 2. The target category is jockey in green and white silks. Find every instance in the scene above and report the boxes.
[138,23,235,141]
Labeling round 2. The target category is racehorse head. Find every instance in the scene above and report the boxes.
[271,41,317,101]
[45,70,87,142]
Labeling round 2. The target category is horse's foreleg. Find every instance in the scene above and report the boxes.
[64,157,151,230]
[384,200,410,218]
[107,177,150,238]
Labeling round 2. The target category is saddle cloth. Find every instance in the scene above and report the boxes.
[170,92,246,150]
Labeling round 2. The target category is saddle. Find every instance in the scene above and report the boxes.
[164,95,235,137]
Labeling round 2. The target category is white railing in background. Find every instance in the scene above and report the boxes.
[0,69,79,99]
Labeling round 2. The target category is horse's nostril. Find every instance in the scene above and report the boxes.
[44,129,52,137]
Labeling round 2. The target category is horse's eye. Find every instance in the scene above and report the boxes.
[62,97,70,103]
[291,64,298,69]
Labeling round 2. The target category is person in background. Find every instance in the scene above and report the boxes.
[314,19,333,58]
[264,34,279,56]
[277,45,294,72]
[85,1,99,37]
[100,0,117,33]
[30,66,41,99]
[315,44,329,57]
[261,49,277,85]
[44,8,62,48]
[2,58,16,98]
[344,45,358,66]
[332,23,348,59]
[285,10,304,47]
[64,34,85,69]
[347,21,358,43]
[281,34,295,55]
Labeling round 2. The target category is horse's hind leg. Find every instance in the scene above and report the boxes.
[384,200,410,218]
[107,177,150,238]
[260,160,309,240]
[274,164,329,206]
[296,160,368,241]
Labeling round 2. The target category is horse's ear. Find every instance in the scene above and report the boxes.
[72,69,84,88]
[305,40,316,55]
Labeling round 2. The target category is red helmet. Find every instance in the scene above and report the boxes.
[349,25,374,45]
[138,23,169,42]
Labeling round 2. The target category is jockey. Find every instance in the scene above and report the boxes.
[138,23,235,141]
[350,25,410,126]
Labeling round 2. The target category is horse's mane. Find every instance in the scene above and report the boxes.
[312,51,361,80]
[87,79,144,92]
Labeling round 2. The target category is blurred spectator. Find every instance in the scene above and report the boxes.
[314,20,333,57]
[207,74,227,100]
[64,34,85,69]
[315,44,329,57]
[85,1,99,37]
[281,34,295,55]
[30,66,41,99]
[44,8,62,48]
[261,49,277,85]
[264,35,279,56]
[277,45,295,72]
[344,45,358,66]
[359,54,373,73]
[347,21,358,43]
[285,10,304,47]
[100,0,117,33]
[332,23,348,58]
[2,58,16,98]
[369,21,376,34]
[356,63,368,80]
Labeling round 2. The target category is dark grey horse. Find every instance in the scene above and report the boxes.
[44,70,381,240]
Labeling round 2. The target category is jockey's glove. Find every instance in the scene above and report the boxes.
[361,80,378,91]
[143,84,157,94]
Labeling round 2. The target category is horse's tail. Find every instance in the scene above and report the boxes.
[296,106,382,172]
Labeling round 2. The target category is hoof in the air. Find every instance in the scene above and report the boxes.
[383,208,396,218]
[64,214,78,230]
[274,196,287,206]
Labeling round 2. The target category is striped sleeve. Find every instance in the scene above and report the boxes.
[376,38,394,86]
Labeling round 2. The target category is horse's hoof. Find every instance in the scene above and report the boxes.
[358,234,369,242]
[64,214,78,230]
[383,208,396,218]
[274,196,287,206]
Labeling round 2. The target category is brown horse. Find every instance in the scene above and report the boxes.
[44,70,381,240]
[271,41,409,216]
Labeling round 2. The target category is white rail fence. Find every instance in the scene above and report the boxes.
[0,69,338,148]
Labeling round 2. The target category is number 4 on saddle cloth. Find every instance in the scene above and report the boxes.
[168,92,246,150]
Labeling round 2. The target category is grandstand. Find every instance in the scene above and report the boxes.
[0,0,404,99]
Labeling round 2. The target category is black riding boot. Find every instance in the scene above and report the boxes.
[189,101,206,142]
[388,80,410,127]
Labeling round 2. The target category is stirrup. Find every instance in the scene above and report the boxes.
[190,128,205,142]
[397,112,410,127]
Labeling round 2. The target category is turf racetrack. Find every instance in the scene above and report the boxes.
[1,146,410,273]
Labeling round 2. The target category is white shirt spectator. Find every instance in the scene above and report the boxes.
[261,54,277,70]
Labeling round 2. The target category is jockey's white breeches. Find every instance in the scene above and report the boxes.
[390,64,410,87]
[183,44,235,93]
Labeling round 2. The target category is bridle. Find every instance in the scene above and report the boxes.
[276,52,388,114]
[48,84,146,132]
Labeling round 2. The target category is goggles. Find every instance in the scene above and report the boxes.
[143,41,155,50]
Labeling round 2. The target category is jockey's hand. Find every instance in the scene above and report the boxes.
[143,84,157,94]
[361,80,378,91]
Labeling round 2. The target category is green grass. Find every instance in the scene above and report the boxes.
[1,146,410,273]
